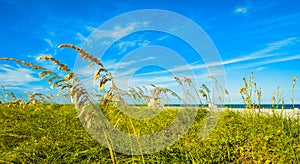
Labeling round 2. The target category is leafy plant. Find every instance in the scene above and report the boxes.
[272,86,284,109]
[254,83,262,110]
[239,72,259,109]
[292,76,297,109]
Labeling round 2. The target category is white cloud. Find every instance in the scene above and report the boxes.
[104,57,156,70]
[75,56,156,78]
[141,56,156,61]
[69,36,300,103]
[101,41,111,46]
[0,64,40,86]
[234,7,248,14]
[83,22,148,42]
[255,67,267,71]
[117,39,151,55]
[76,32,88,43]
[44,38,54,48]
[76,22,151,55]
[113,68,139,78]
[234,54,300,70]
[112,73,179,90]
[157,35,169,41]
[266,37,297,47]
[123,37,298,77]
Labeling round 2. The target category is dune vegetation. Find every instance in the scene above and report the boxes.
[0,44,299,163]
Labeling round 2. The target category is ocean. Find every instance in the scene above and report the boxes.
[164,104,300,109]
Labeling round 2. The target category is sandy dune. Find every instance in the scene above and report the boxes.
[221,107,300,119]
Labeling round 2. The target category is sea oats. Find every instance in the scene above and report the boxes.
[37,55,71,72]
[65,73,76,83]
[293,76,297,83]
[94,68,108,82]
[239,87,246,94]
[58,43,104,67]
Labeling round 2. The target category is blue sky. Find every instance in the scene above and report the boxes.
[0,0,300,104]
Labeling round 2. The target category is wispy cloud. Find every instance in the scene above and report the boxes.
[0,64,40,86]
[157,35,169,41]
[78,22,148,44]
[122,37,298,77]
[264,12,300,26]
[43,38,57,55]
[75,56,157,78]
[117,39,151,55]
[86,23,139,40]
[234,7,248,14]
[103,57,156,72]
[27,38,57,59]
[233,0,252,15]
[112,56,156,70]
[44,38,54,48]
[219,37,297,65]
[76,22,151,57]
[255,67,267,71]
[235,54,300,70]
[266,37,298,47]
[76,32,88,43]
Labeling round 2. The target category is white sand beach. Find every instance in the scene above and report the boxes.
[220,107,300,119]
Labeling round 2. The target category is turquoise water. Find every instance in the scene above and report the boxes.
[164,104,300,109]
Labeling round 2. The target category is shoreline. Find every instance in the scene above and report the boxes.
[219,107,300,119]
[163,106,300,119]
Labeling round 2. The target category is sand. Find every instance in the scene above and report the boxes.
[220,107,300,119]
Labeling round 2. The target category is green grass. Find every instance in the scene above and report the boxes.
[0,105,299,163]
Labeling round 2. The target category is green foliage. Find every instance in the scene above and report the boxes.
[0,44,299,163]
[272,86,284,109]
[0,105,299,163]
[239,72,262,109]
